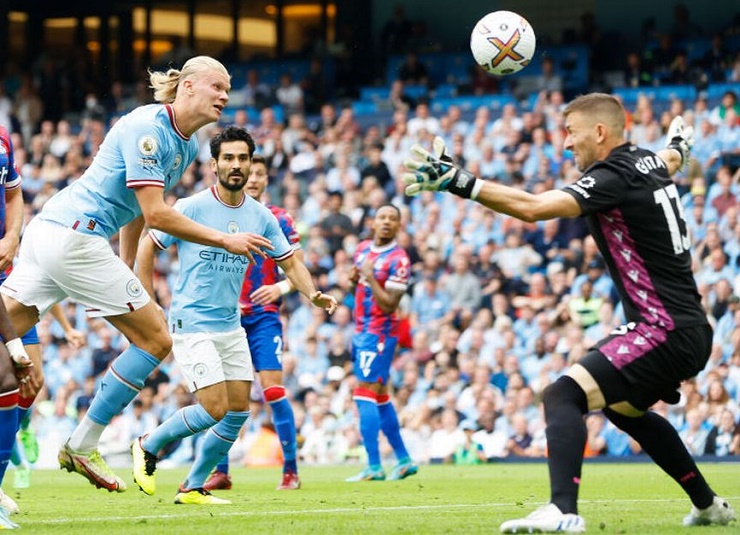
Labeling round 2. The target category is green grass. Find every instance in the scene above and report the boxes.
[6,462,739,534]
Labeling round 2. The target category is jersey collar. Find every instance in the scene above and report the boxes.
[165,104,190,141]
[370,240,397,253]
[210,185,246,208]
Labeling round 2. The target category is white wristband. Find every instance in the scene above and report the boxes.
[6,338,27,364]
[470,179,485,201]
[276,280,291,295]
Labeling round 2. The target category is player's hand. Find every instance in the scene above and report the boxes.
[666,115,694,169]
[223,232,274,264]
[6,338,32,369]
[402,136,478,198]
[250,284,282,305]
[309,291,338,314]
[0,235,19,272]
[64,328,87,349]
[359,258,375,280]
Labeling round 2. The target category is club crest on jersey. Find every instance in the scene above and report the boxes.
[126,279,143,297]
[138,136,158,156]
[173,153,182,170]
[227,221,239,234]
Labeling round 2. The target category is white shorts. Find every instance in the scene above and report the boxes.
[0,218,151,318]
[172,327,254,392]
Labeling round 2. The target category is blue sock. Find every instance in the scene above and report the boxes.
[184,411,249,489]
[86,345,160,425]
[0,391,19,484]
[216,455,229,474]
[379,399,410,462]
[142,404,218,455]
[269,398,298,473]
[354,393,381,469]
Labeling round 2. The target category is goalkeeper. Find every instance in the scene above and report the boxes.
[403,93,735,533]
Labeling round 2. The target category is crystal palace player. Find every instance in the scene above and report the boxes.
[204,154,305,492]
[403,94,735,532]
[346,204,418,482]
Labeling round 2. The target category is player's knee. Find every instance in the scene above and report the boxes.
[202,401,228,421]
[543,376,588,415]
[0,372,18,393]
[263,385,286,403]
[140,331,172,360]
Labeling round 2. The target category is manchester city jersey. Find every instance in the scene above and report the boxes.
[149,186,293,334]
[563,143,707,329]
[40,104,199,239]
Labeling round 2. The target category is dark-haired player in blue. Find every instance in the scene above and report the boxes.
[205,153,304,491]
[404,94,735,532]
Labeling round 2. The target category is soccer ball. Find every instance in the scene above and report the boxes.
[470,10,536,76]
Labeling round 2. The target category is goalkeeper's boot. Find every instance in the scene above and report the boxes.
[131,436,158,495]
[683,496,736,526]
[500,503,586,533]
[345,466,386,482]
[174,484,231,505]
[0,490,18,515]
[0,505,18,529]
[277,471,301,490]
[387,459,418,481]
[58,441,126,492]
[18,428,38,464]
[203,470,232,491]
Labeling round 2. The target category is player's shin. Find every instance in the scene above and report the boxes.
[0,390,19,485]
[265,386,297,473]
[543,377,588,515]
[183,410,249,489]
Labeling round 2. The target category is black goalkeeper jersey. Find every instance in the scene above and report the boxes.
[562,143,707,330]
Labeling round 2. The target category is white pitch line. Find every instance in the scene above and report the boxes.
[24,496,740,526]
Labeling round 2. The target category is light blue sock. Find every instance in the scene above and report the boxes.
[269,398,298,473]
[355,397,381,469]
[184,411,249,489]
[86,345,160,425]
[379,400,410,462]
[142,404,218,455]
[0,392,19,484]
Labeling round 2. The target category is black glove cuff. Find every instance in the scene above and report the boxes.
[447,168,478,199]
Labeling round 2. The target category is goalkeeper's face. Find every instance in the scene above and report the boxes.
[563,111,599,171]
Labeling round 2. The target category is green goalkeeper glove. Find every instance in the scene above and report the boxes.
[665,115,694,170]
[402,136,481,198]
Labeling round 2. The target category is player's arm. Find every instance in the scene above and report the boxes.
[277,253,337,313]
[359,259,405,314]
[119,215,145,270]
[0,185,23,271]
[49,303,86,349]
[135,186,274,263]
[249,249,305,305]
[402,136,581,222]
[134,233,159,301]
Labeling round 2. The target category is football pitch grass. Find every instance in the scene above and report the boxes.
[6,462,739,534]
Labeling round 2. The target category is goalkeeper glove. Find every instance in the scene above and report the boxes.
[402,136,482,198]
[665,115,694,170]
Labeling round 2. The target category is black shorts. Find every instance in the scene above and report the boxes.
[578,323,712,411]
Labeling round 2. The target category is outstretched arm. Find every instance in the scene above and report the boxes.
[278,253,338,313]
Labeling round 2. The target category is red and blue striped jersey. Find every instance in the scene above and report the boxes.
[0,127,21,243]
[239,204,301,316]
[353,239,410,337]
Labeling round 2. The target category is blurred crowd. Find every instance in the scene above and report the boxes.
[1,16,740,478]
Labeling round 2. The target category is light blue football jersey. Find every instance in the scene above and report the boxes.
[40,104,199,239]
[150,186,294,334]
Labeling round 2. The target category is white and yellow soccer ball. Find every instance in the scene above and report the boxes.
[470,10,536,76]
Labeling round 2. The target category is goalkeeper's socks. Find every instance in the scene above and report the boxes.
[603,408,715,509]
[378,394,409,461]
[0,390,19,483]
[184,411,249,489]
[143,404,218,455]
[543,376,588,515]
[215,456,229,475]
[84,345,160,426]
[354,388,381,468]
